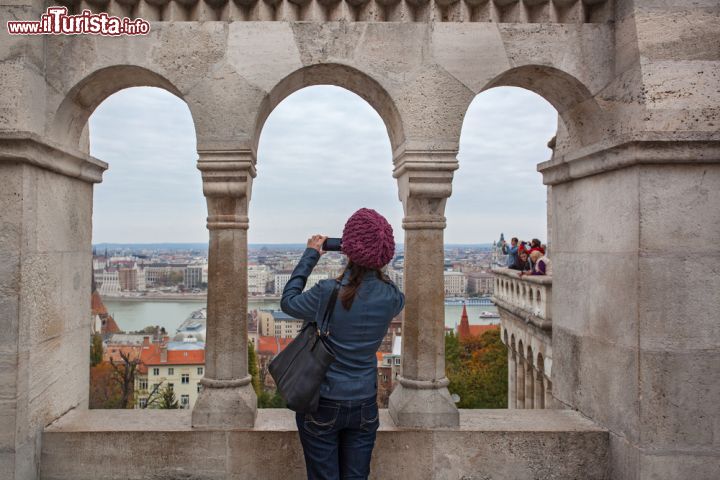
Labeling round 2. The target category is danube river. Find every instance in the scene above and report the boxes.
[104,298,499,334]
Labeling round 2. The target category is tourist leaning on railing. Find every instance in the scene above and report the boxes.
[520,250,552,277]
[509,249,532,272]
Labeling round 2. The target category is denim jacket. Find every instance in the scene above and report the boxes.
[281,248,405,400]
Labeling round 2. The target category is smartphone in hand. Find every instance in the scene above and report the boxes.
[322,238,343,251]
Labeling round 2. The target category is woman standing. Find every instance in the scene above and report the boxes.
[280,208,405,480]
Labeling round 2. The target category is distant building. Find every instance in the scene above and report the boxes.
[248,265,271,294]
[377,336,402,407]
[91,286,120,335]
[96,269,120,296]
[274,273,291,295]
[491,233,508,267]
[135,337,205,410]
[387,269,403,292]
[257,310,304,338]
[274,272,329,295]
[444,271,467,297]
[467,271,495,295]
[184,265,205,289]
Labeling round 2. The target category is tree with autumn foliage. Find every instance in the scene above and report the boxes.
[445,328,508,408]
[90,334,103,367]
[89,349,141,409]
[89,361,123,409]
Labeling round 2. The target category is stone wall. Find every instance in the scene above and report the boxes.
[0,135,106,479]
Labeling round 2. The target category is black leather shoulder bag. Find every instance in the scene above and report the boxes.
[268,280,340,413]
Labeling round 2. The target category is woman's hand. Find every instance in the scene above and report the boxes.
[307,234,328,255]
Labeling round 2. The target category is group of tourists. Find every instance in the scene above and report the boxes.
[501,237,551,276]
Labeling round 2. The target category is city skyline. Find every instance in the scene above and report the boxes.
[89,85,556,244]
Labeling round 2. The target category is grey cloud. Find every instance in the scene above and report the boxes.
[90,85,555,245]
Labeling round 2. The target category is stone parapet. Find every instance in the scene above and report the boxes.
[492,267,552,330]
[41,408,608,480]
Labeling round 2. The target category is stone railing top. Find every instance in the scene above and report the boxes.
[45,408,604,433]
[492,267,552,285]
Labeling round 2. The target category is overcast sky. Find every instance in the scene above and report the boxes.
[90,85,556,245]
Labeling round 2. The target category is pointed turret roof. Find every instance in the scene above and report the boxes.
[458,303,470,340]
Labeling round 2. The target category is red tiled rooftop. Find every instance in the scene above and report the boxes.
[140,344,205,366]
[468,324,499,337]
[255,336,293,356]
[91,291,107,316]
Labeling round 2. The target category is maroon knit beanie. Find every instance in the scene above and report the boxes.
[341,208,395,269]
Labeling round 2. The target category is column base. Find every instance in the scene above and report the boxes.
[191,382,257,429]
[388,378,459,427]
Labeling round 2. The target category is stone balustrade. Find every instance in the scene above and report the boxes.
[493,268,555,410]
[492,267,552,330]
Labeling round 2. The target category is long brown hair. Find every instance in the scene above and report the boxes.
[336,260,392,310]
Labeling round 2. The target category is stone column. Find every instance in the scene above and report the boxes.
[534,369,545,409]
[516,352,525,409]
[192,150,257,429]
[524,358,534,409]
[388,151,459,427]
[508,347,517,409]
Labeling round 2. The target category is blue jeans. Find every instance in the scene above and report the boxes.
[295,394,380,480]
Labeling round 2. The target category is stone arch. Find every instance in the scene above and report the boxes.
[537,352,545,378]
[526,345,534,368]
[49,65,192,150]
[253,63,405,157]
[478,64,605,149]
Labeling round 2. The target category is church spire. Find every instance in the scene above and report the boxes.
[458,302,470,340]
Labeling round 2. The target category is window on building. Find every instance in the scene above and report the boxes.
[168,383,174,391]
[168,367,174,375]
[152,367,159,376]
[152,383,159,391]
[139,380,148,390]
[197,383,202,393]
[181,374,190,384]
[180,394,189,408]
[197,367,203,375]
[139,398,147,408]
[394,358,401,365]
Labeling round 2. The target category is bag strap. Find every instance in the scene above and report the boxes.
[319,280,340,336]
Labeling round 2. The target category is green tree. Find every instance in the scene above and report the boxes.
[90,333,103,367]
[258,389,286,408]
[248,343,262,397]
[445,329,508,408]
[158,385,179,409]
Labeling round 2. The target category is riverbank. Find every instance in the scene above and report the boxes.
[103,294,283,303]
[105,298,499,334]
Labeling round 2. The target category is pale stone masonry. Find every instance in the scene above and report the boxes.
[1,1,719,479]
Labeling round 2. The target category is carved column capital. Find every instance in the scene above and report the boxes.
[393,150,458,230]
[197,149,256,230]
